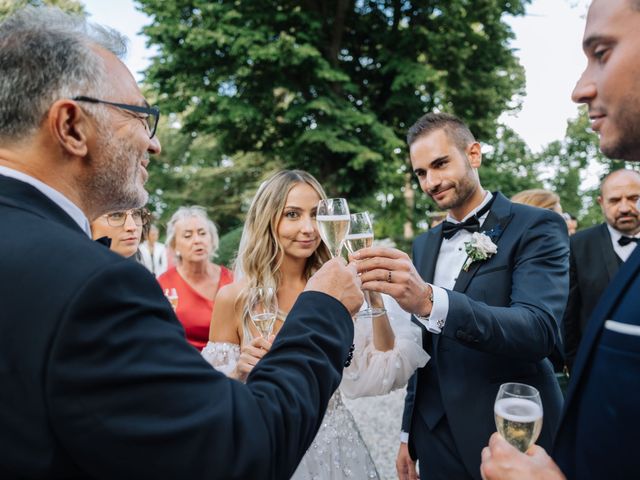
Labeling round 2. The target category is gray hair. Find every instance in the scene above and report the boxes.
[166,206,220,261]
[0,6,128,142]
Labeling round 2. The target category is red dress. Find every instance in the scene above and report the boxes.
[158,265,233,350]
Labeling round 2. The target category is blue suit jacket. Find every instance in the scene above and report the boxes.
[0,175,354,479]
[402,193,568,478]
[554,245,640,479]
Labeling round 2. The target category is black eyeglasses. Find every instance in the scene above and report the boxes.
[72,95,160,138]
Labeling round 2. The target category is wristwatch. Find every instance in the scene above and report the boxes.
[413,285,434,322]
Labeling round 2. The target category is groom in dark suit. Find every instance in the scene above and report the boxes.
[563,169,640,370]
[481,1,640,479]
[354,113,569,479]
[0,7,362,479]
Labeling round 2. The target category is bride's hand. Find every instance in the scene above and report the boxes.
[230,336,273,382]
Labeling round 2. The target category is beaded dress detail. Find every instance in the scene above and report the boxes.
[202,295,429,479]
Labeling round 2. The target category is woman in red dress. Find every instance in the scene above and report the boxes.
[158,206,233,350]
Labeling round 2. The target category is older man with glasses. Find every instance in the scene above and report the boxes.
[0,6,363,479]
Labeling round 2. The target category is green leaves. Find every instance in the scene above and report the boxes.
[137,0,530,239]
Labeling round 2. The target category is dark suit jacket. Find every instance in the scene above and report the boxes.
[563,223,620,370]
[554,246,640,479]
[0,175,353,479]
[402,193,568,479]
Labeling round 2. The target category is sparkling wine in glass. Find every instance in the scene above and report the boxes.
[345,212,386,319]
[164,288,179,311]
[249,287,278,339]
[494,382,543,452]
[316,198,350,258]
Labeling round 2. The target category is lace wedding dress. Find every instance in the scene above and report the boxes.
[202,295,429,479]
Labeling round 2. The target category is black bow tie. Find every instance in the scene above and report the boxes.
[94,236,112,248]
[618,236,640,247]
[440,198,494,240]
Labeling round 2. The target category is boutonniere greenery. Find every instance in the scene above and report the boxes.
[462,232,498,271]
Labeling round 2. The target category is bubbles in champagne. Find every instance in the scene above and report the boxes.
[345,233,374,253]
[251,312,276,338]
[494,398,543,452]
[316,215,350,256]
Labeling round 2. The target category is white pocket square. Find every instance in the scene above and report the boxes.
[604,320,640,337]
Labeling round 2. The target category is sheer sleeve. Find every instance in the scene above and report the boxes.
[341,294,429,399]
[201,341,241,377]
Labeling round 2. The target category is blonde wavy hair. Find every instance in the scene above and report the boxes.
[234,170,330,328]
[511,189,562,213]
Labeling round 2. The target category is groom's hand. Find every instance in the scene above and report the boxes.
[352,247,433,317]
[305,258,364,316]
[396,442,419,480]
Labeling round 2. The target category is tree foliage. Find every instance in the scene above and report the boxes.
[0,0,84,18]
[136,0,531,237]
[535,107,634,230]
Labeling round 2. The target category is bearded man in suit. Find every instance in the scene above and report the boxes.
[354,112,569,480]
[563,168,640,370]
[481,1,640,479]
[0,7,362,479]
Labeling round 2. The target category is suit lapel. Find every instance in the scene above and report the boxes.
[563,246,640,409]
[453,193,514,293]
[418,228,443,283]
[597,223,621,279]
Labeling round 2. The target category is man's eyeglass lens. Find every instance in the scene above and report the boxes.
[106,210,144,227]
[72,96,159,138]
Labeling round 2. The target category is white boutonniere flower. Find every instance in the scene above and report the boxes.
[462,232,498,271]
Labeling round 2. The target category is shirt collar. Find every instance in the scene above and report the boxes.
[607,223,640,243]
[445,191,493,224]
[0,166,91,237]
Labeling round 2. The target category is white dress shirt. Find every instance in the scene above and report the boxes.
[607,224,640,262]
[0,166,91,236]
[416,192,493,334]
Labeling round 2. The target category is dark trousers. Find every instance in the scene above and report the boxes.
[411,413,476,480]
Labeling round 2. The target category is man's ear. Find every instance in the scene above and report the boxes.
[597,195,604,209]
[467,142,482,169]
[48,99,91,157]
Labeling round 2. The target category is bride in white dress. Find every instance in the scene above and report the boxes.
[202,170,428,479]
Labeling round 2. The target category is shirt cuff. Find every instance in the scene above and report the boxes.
[413,285,449,334]
[400,431,409,443]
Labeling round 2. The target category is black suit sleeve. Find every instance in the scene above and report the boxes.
[46,261,353,480]
[563,237,582,371]
[445,210,569,361]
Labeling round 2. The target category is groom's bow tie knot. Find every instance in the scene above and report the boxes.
[440,199,494,240]
[441,217,481,239]
[618,236,640,247]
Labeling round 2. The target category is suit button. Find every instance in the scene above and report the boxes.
[455,330,465,340]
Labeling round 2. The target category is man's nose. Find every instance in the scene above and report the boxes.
[571,70,596,105]
[123,213,138,230]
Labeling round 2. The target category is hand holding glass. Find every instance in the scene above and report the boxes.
[346,212,386,319]
[316,198,350,258]
[494,382,543,452]
[249,287,278,339]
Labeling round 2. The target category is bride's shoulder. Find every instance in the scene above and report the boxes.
[216,280,246,302]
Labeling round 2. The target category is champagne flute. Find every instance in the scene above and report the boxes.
[494,382,543,452]
[249,287,278,339]
[164,288,179,311]
[345,212,386,319]
[316,198,350,258]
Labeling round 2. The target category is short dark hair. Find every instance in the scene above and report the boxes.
[406,112,476,152]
